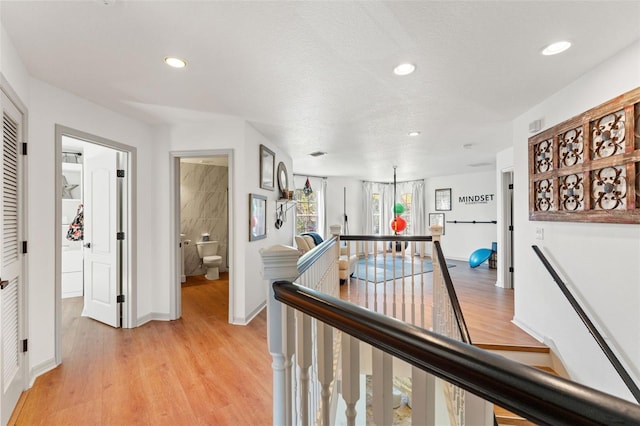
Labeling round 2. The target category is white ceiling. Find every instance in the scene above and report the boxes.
[3,1,640,181]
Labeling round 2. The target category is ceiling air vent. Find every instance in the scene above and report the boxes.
[309,151,327,157]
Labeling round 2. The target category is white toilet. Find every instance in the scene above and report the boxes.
[196,240,222,280]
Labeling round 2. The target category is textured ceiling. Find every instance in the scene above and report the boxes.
[2,1,640,181]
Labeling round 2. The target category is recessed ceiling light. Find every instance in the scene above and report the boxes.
[393,63,416,76]
[164,56,187,68]
[542,41,571,56]
[408,131,421,137]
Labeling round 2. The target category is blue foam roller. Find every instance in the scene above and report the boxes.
[469,248,492,268]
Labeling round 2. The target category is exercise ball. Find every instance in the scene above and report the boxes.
[390,216,407,232]
[393,203,405,214]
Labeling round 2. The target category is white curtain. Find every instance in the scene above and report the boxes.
[362,179,426,239]
[317,178,327,238]
[411,180,426,254]
[361,181,374,234]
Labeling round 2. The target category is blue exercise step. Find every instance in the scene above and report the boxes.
[469,248,493,268]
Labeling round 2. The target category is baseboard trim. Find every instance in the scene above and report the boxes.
[29,358,58,387]
[232,301,266,325]
[511,316,545,343]
[136,312,172,327]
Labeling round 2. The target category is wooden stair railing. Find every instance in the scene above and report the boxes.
[532,245,640,403]
[273,280,640,425]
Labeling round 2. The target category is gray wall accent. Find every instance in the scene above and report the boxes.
[180,163,228,276]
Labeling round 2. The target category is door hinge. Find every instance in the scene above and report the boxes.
[22,241,28,254]
[508,225,514,231]
[509,266,514,273]
[117,294,125,303]
[22,142,28,155]
[22,339,28,352]
[508,183,513,190]
[117,169,125,178]
[116,232,125,240]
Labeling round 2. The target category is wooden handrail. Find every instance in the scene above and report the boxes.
[532,245,640,403]
[340,234,433,242]
[273,280,640,425]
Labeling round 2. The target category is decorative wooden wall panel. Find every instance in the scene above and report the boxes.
[529,87,640,223]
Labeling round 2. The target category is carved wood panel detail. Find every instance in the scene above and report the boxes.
[529,87,640,223]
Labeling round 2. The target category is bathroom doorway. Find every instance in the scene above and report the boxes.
[55,125,136,363]
[170,150,233,323]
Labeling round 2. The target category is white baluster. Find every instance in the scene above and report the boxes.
[297,310,312,426]
[317,322,334,425]
[261,245,302,426]
[372,348,393,426]
[466,391,494,426]
[341,334,360,426]
[411,366,436,425]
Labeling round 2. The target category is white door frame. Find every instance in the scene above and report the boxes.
[54,125,137,364]
[498,168,514,289]
[169,150,234,323]
[0,73,29,425]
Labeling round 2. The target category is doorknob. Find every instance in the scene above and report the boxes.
[84,242,91,248]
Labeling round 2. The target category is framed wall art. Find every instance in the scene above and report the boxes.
[249,193,267,241]
[435,188,452,211]
[528,87,640,224]
[260,144,275,190]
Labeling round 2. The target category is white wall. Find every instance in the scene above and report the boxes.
[325,177,362,236]
[28,78,156,375]
[165,121,293,323]
[243,123,294,320]
[512,40,640,400]
[1,25,29,105]
[427,171,498,260]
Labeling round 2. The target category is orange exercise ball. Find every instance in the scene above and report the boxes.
[390,216,407,232]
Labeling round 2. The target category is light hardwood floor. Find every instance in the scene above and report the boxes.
[341,258,546,350]
[10,261,543,425]
[10,273,273,425]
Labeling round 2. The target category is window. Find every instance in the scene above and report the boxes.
[295,189,318,234]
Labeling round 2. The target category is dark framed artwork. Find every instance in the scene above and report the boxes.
[435,188,452,211]
[429,212,445,235]
[260,144,275,191]
[249,193,267,241]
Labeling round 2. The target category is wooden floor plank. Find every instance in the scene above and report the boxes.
[10,272,272,426]
[341,258,546,350]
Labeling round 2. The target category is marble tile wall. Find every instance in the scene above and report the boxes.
[180,163,229,276]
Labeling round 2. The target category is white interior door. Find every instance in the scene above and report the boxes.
[0,90,25,426]
[82,146,120,328]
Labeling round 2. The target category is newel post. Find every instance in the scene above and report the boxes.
[261,244,300,426]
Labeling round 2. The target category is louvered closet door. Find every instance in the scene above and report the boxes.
[0,90,25,426]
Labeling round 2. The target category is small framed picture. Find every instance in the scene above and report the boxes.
[249,193,267,241]
[429,212,445,235]
[435,188,452,211]
[260,145,275,191]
